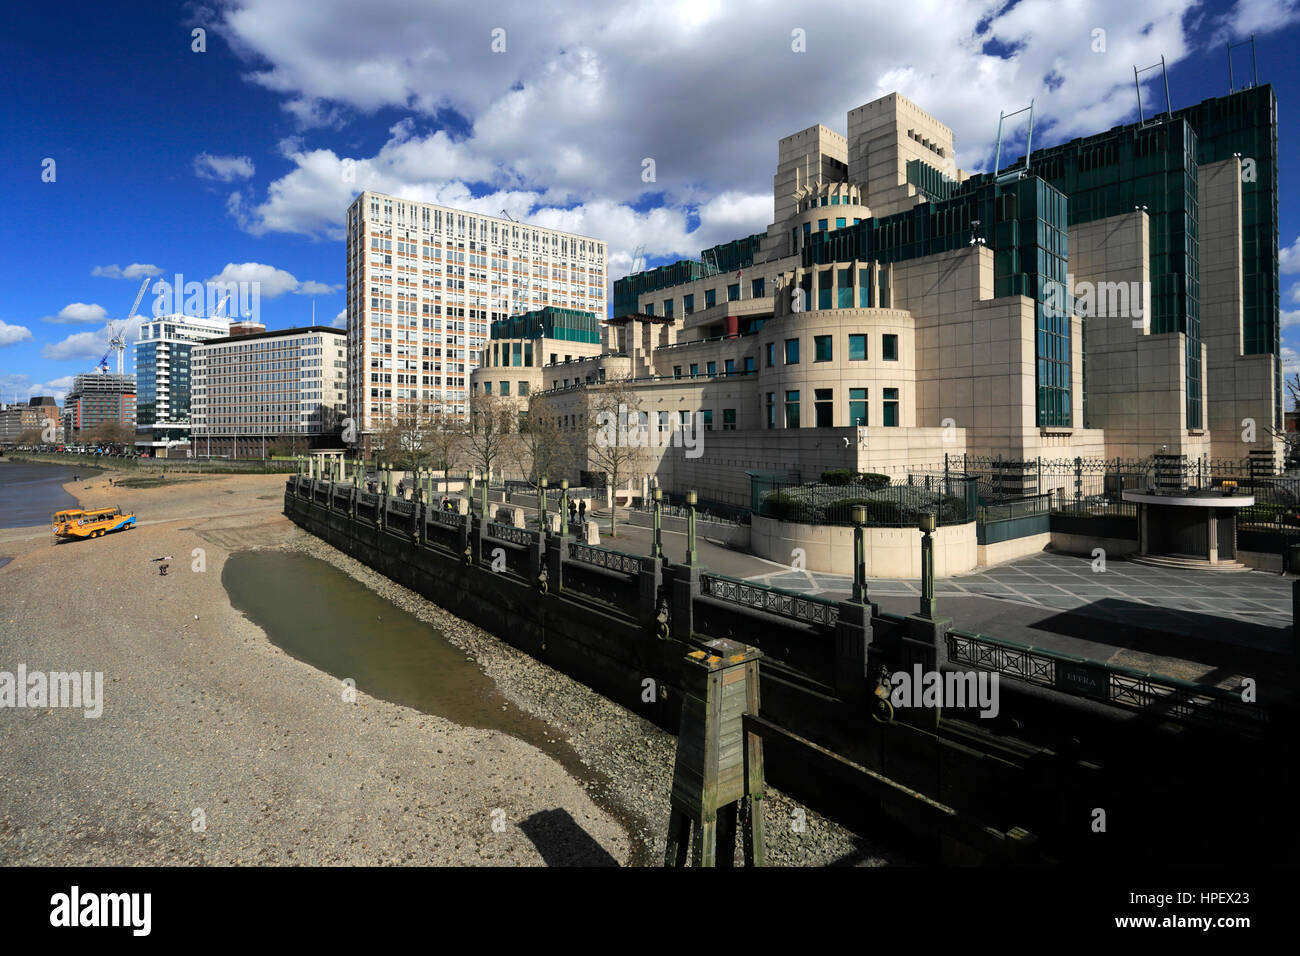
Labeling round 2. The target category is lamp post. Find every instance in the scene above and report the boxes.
[918,510,937,619]
[559,478,570,539]
[684,490,698,566]
[539,477,549,531]
[852,505,868,603]
[652,487,665,562]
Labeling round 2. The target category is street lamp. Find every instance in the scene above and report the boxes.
[684,490,698,566]
[918,510,937,619]
[852,505,868,603]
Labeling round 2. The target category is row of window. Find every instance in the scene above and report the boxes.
[765,387,899,428]
[766,333,899,366]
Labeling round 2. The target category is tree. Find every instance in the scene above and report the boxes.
[465,393,518,515]
[85,422,133,448]
[511,392,571,491]
[371,404,446,475]
[585,374,650,539]
[424,408,468,494]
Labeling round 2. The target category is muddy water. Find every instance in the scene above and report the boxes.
[0,461,100,530]
[222,549,653,866]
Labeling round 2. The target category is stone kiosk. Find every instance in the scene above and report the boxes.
[1123,487,1255,571]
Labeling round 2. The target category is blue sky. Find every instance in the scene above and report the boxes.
[1,0,1297,402]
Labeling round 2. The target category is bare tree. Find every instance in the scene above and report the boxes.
[465,393,519,515]
[511,392,571,491]
[585,374,650,539]
[424,408,468,495]
[371,404,445,477]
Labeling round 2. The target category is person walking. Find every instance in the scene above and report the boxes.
[568,499,578,526]
[578,499,587,525]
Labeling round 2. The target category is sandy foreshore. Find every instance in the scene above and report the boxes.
[0,466,889,865]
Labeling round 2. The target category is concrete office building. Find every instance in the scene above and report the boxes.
[62,373,136,437]
[0,396,62,444]
[134,313,231,453]
[344,190,607,454]
[486,85,1280,504]
[191,325,347,458]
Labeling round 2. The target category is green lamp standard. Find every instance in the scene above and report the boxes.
[852,505,868,603]
[538,477,549,532]
[652,487,665,562]
[918,510,937,619]
[684,490,698,566]
[559,478,570,539]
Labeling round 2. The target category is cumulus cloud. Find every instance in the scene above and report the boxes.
[0,373,75,403]
[194,152,256,181]
[92,263,163,279]
[1281,236,1300,275]
[0,320,33,347]
[41,315,150,363]
[206,262,302,298]
[44,302,109,325]
[297,280,341,295]
[332,308,346,328]
[207,0,1209,281]
[1212,0,1300,41]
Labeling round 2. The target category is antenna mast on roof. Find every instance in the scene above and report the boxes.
[1227,34,1258,93]
[992,99,1036,184]
[1134,56,1173,125]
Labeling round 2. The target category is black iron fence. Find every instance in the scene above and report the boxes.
[750,470,977,527]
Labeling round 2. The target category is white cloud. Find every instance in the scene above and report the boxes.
[194,152,256,182]
[1282,309,1300,329]
[332,308,346,328]
[297,280,341,295]
[1282,345,1300,377]
[92,263,163,279]
[1212,0,1300,41]
[44,302,109,325]
[0,373,76,403]
[1281,236,1300,275]
[206,262,301,298]
[209,0,1206,280]
[40,315,150,363]
[0,320,33,346]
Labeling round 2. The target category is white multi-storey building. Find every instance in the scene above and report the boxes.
[134,313,231,453]
[345,190,606,452]
[191,324,348,458]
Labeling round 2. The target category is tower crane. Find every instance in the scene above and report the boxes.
[99,276,151,375]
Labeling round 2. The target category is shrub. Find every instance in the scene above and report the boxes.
[821,469,853,486]
[853,472,891,491]
[762,491,805,521]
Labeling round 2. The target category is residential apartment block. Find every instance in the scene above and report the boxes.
[191,324,347,458]
[63,373,136,437]
[134,313,231,452]
[345,190,606,452]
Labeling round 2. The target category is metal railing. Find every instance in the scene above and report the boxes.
[485,521,534,548]
[699,572,839,629]
[567,542,647,576]
[946,629,1268,735]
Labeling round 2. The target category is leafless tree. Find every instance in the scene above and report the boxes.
[584,374,650,539]
[465,393,518,514]
[511,392,571,490]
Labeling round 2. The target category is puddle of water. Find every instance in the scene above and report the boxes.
[222,549,653,865]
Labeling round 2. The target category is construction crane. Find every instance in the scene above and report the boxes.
[99,276,150,374]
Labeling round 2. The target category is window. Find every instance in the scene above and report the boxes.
[766,393,775,429]
[849,388,868,426]
[883,388,899,426]
[518,381,529,396]
[883,334,899,361]
[836,217,846,229]
[705,289,717,308]
[678,410,690,429]
[830,194,840,205]
[784,338,799,365]
[524,343,533,366]
[849,334,867,360]
[818,219,827,231]
[784,390,800,428]
[744,356,755,375]
[484,382,492,394]
[563,378,569,388]
[499,381,510,396]
[645,303,654,316]
[702,409,713,431]
[674,366,682,379]
[723,408,737,430]
[663,299,674,317]
[550,353,557,365]
[724,358,735,376]
[707,361,716,377]
[751,278,765,298]
[690,363,699,377]
[814,335,832,362]
[766,343,775,367]
[727,283,740,301]
[814,388,833,427]
[684,294,694,314]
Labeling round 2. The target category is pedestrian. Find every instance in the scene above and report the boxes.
[569,499,577,525]
[578,499,587,524]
